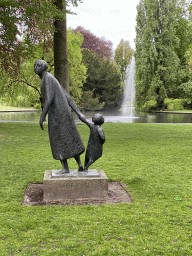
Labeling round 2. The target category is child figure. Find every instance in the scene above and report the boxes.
[84,114,105,171]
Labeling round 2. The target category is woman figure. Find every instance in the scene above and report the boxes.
[34,59,86,174]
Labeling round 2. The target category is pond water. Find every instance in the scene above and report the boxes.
[82,107,192,123]
[1,107,192,123]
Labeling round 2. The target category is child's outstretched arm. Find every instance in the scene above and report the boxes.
[83,118,93,128]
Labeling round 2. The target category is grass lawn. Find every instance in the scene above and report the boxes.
[0,122,192,255]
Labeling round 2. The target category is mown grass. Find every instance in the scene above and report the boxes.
[0,122,192,255]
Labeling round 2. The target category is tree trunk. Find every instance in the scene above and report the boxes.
[54,0,69,92]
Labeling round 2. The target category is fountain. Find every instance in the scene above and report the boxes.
[121,56,138,121]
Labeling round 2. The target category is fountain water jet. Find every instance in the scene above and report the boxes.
[121,56,137,121]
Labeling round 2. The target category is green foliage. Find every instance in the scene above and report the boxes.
[164,98,184,110]
[138,99,157,112]
[0,61,41,108]
[0,123,192,255]
[179,22,192,108]
[179,81,192,107]
[67,30,87,105]
[82,49,123,109]
[1,29,87,107]
[0,0,60,75]
[138,98,185,112]
[0,0,82,74]
[135,0,191,110]
[114,39,134,82]
[80,91,105,110]
[186,44,192,72]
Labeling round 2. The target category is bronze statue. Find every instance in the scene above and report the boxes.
[83,114,105,171]
[34,60,86,174]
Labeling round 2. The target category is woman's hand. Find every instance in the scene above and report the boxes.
[39,117,44,130]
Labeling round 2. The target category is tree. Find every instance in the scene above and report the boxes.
[0,0,60,75]
[74,26,113,59]
[54,0,69,91]
[67,30,87,104]
[0,0,82,91]
[114,39,134,82]
[135,0,191,110]
[177,2,192,107]
[0,29,87,108]
[81,49,123,109]
[174,0,192,94]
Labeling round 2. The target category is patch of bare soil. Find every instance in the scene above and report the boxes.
[22,181,133,206]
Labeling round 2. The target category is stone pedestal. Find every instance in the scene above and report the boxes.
[43,169,108,202]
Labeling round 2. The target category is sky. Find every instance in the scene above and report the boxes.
[67,0,141,51]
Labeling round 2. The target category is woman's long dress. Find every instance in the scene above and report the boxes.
[40,72,85,160]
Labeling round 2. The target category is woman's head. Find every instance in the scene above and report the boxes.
[92,114,105,125]
[34,60,48,75]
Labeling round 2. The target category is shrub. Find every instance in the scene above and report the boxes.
[34,103,41,109]
[139,99,157,112]
[164,98,184,110]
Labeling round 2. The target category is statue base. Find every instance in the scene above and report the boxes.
[43,169,108,202]
[52,169,100,177]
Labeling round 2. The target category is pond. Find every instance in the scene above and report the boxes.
[1,107,192,123]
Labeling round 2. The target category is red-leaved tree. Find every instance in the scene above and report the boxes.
[74,26,113,59]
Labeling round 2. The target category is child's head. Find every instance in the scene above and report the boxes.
[92,114,105,125]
